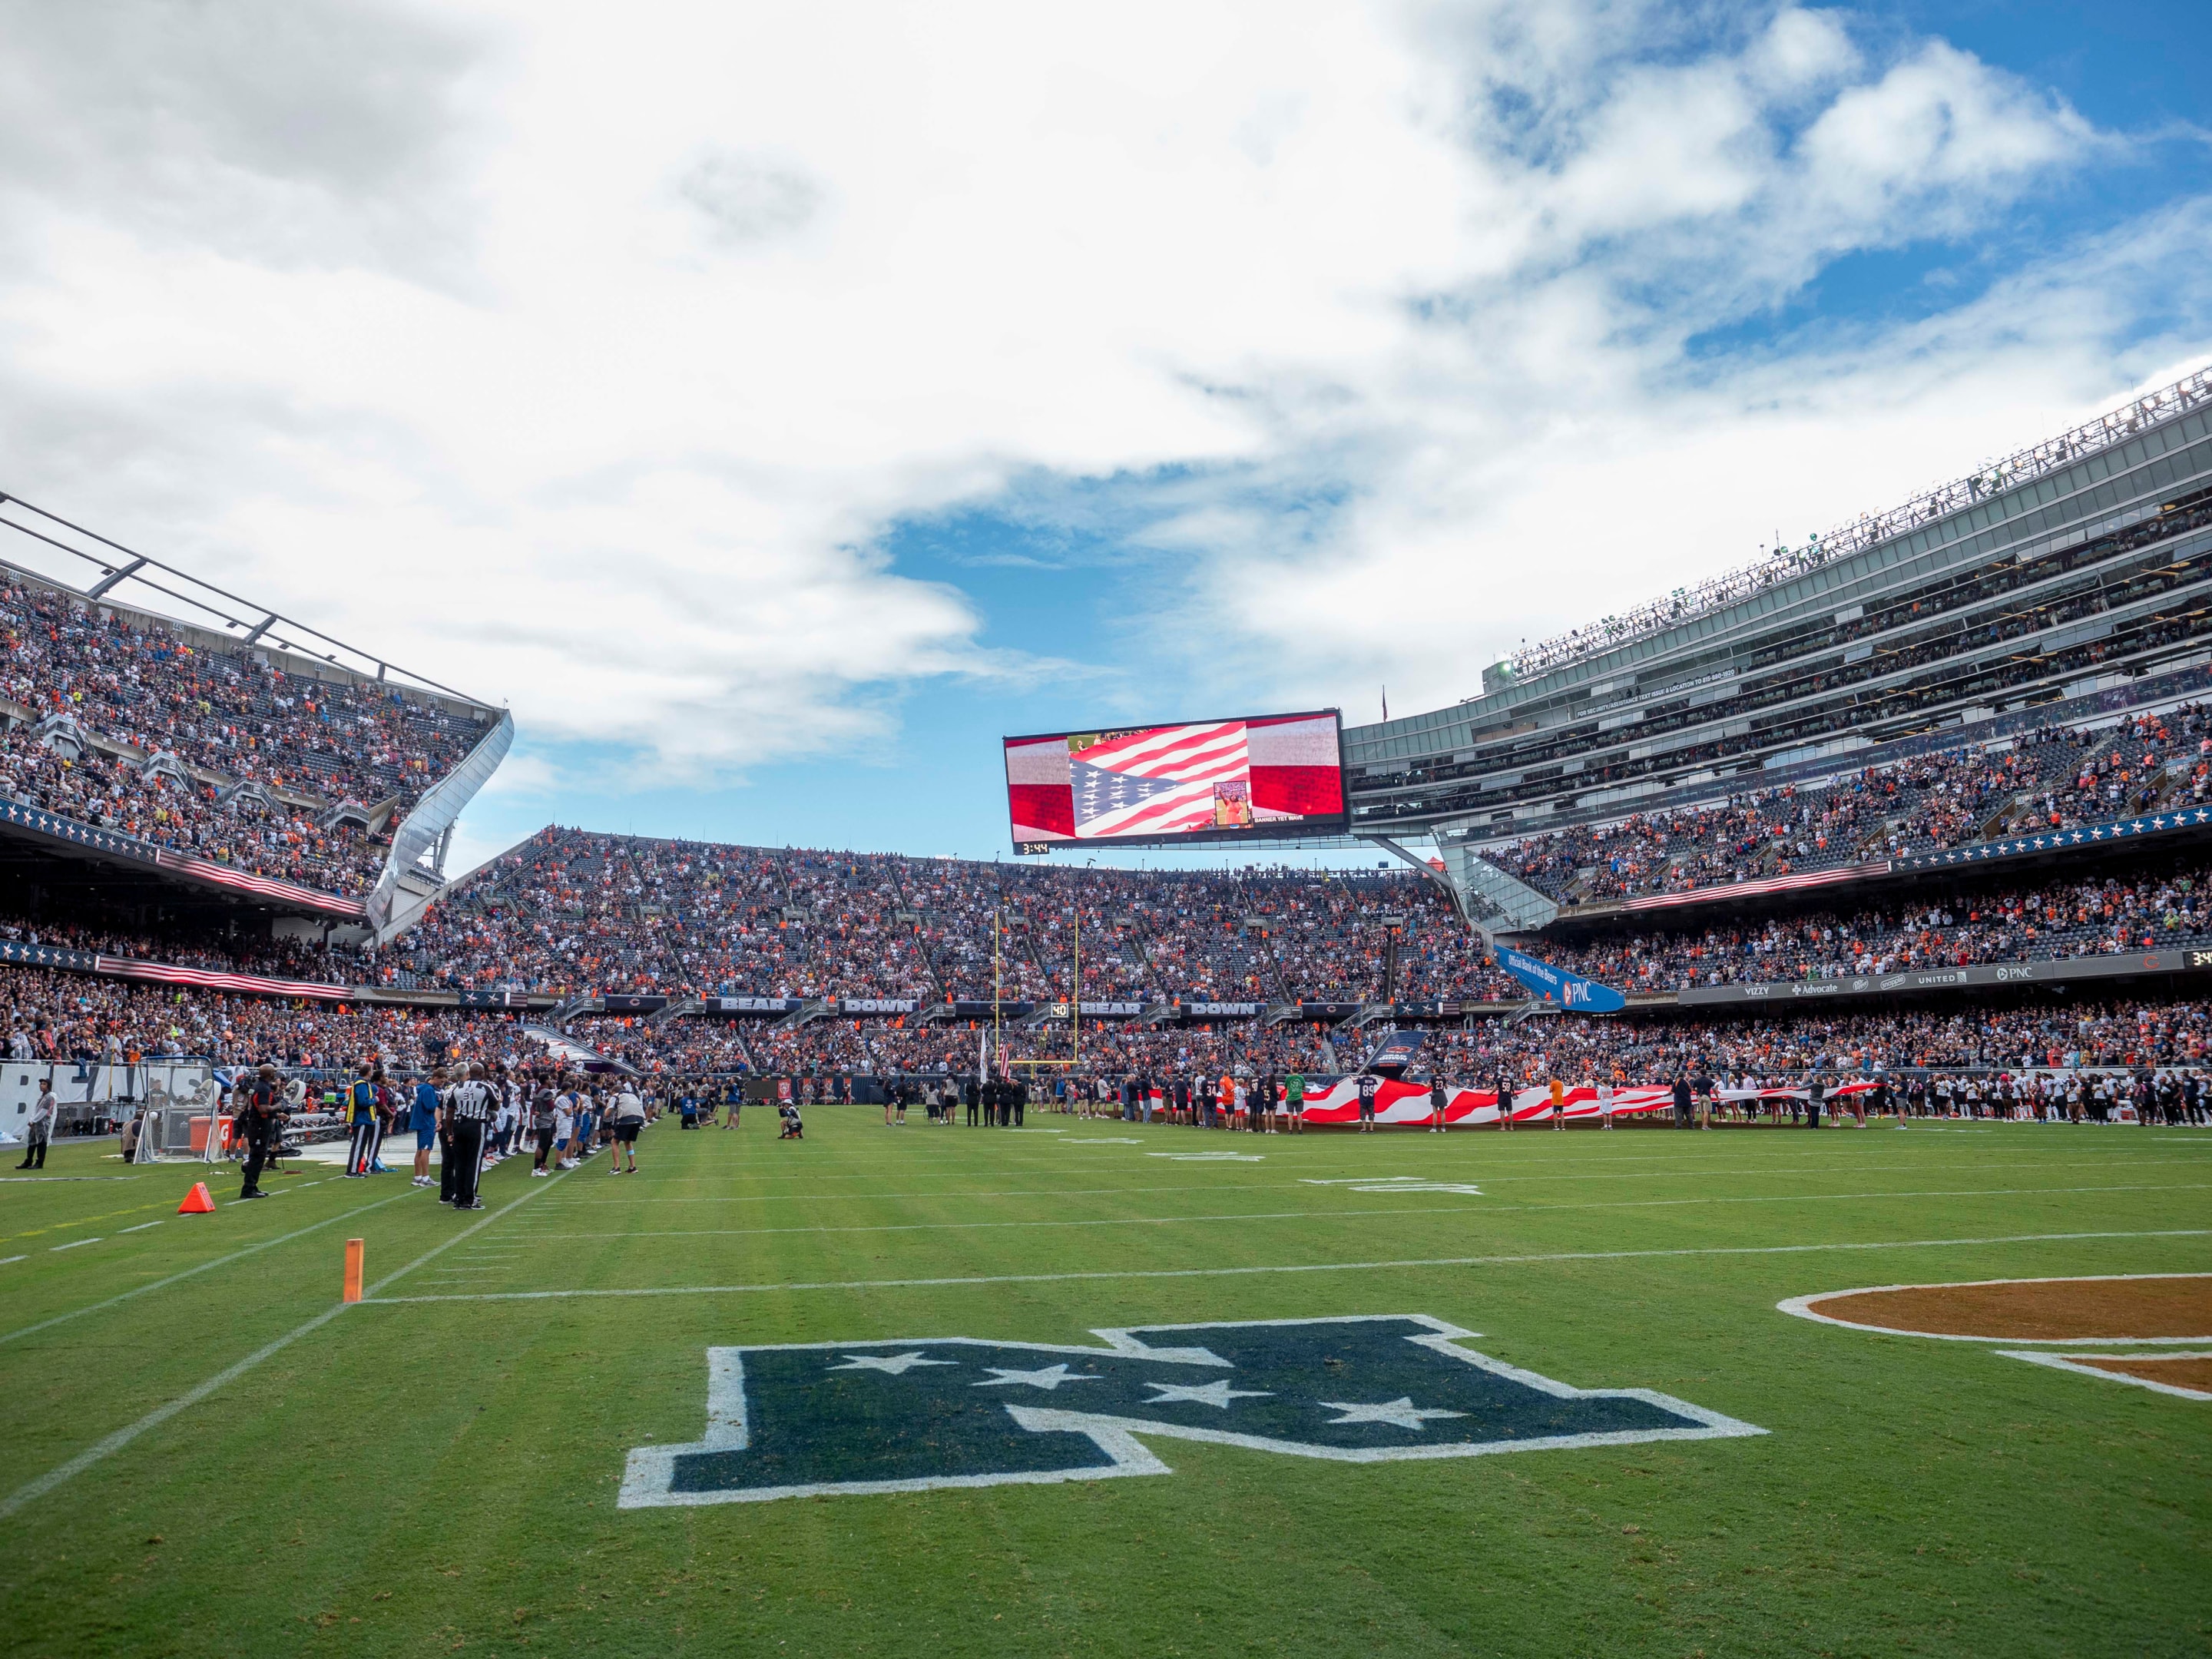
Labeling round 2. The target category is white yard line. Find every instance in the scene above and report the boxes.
[118,1220,164,1234]
[48,1237,102,1251]
[356,1227,2212,1307]
[0,1167,571,1521]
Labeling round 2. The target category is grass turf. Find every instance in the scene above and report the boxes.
[1,1114,2207,1657]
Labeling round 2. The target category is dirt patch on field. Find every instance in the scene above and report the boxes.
[1806,1275,2212,1340]
[2077,1355,2212,1395]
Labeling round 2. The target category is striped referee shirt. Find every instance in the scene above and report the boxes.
[447,1079,500,1123]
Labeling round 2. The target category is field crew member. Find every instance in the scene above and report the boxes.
[1285,1069,1303,1134]
[443,1063,498,1210]
[610,1081,645,1174]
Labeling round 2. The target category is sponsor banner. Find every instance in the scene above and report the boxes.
[1297,1000,1363,1022]
[0,938,99,973]
[96,955,352,1002]
[601,994,668,1014]
[1495,945,1626,1013]
[1676,949,2212,1007]
[941,998,1034,1019]
[843,998,919,1015]
[1892,806,2212,874]
[714,996,803,1014]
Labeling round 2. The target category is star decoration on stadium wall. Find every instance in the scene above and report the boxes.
[1895,808,2212,872]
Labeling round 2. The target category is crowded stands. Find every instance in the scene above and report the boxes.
[1492,704,2212,904]
[0,574,496,895]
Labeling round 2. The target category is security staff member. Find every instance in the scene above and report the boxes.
[1011,1075,1025,1128]
[237,1064,281,1199]
[964,1077,980,1127]
[443,1062,498,1210]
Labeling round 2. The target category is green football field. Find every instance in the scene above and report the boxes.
[2,1112,2207,1657]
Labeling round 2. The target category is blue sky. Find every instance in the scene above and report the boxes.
[0,1,2206,874]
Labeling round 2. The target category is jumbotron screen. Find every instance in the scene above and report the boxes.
[1004,709,1347,851]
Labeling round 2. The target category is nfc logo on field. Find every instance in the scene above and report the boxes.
[618,1315,1765,1507]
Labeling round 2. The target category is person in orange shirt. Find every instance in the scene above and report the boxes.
[1550,1075,1566,1131]
[1217,1072,1234,1130]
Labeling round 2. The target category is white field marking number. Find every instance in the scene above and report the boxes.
[1151,1151,1264,1163]
[1303,1177,1485,1197]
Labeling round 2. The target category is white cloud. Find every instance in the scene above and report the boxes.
[0,0,2192,791]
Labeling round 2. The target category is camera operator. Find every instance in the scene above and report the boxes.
[237,1063,282,1200]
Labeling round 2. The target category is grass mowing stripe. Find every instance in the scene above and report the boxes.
[498,1181,2212,1243]
[0,1164,575,1522]
[0,1300,355,1522]
[358,1226,2212,1305]
[0,1184,424,1349]
[508,1156,2212,1210]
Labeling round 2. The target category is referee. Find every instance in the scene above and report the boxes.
[443,1062,498,1210]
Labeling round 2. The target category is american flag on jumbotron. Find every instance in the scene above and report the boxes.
[1070,721,1249,839]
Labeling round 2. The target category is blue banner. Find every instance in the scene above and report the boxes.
[1495,945,1627,1013]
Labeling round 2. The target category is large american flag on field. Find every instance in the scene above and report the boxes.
[1071,721,1248,839]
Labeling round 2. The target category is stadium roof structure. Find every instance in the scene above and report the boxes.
[1344,366,2212,854]
[0,489,497,717]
